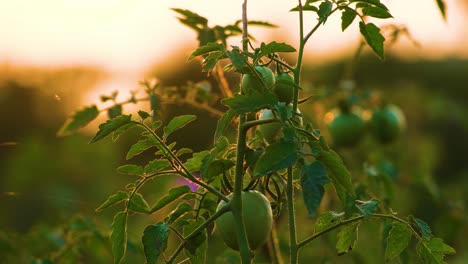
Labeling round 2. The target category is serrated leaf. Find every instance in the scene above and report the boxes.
[129,193,150,214]
[150,186,191,213]
[341,7,357,31]
[259,41,296,57]
[184,150,210,172]
[108,105,123,119]
[117,165,144,176]
[214,110,236,142]
[90,115,132,143]
[138,110,150,120]
[221,92,277,115]
[58,105,99,136]
[385,222,412,261]
[111,211,127,264]
[166,202,193,224]
[301,161,330,217]
[183,218,207,264]
[163,115,197,139]
[362,6,392,18]
[142,222,170,264]
[314,211,344,233]
[359,22,385,60]
[318,1,333,23]
[144,159,171,174]
[112,122,138,142]
[317,149,356,200]
[411,217,432,240]
[416,237,456,264]
[204,159,235,182]
[436,0,446,20]
[336,222,360,255]
[290,5,319,12]
[96,192,128,212]
[126,138,154,160]
[188,43,225,61]
[226,50,245,70]
[356,199,380,219]
[254,140,297,177]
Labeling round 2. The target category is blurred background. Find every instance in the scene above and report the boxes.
[1,0,467,263]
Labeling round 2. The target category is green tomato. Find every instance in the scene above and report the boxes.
[215,191,273,251]
[370,104,406,144]
[258,106,303,143]
[241,66,275,94]
[274,73,295,104]
[327,109,365,148]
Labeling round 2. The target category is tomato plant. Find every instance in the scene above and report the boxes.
[371,104,406,144]
[56,1,456,264]
[215,191,273,251]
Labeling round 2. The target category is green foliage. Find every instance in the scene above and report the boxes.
[253,140,298,177]
[300,161,330,217]
[355,199,380,219]
[385,222,412,261]
[142,223,170,264]
[57,105,99,136]
[150,186,191,213]
[90,115,132,143]
[96,192,128,212]
[359,22,385,60]
[336,221,360,255]
[163,115,197,139]
[111,212,127,264]
[416,237,456,264]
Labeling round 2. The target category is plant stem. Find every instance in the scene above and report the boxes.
[286,167,298,264]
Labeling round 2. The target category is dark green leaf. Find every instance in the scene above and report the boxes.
[129,193,150,214]
[318,1,333,23]
[314,211,344,233]
[150,186,191,213]
[172,8,208,30]
[259,41,296,57]
[90,115,132,143]
[96,192,128,212]
[163,115,197,139]
[58,105,99,136]
[150,94,160,119]
[202,51,227,72]
[336,221,360,255]
[436,0,446,20]
[226,50,245,70]
[359,22,385,60]
[362,6,392,18]
[416,237,456,264]
[126,138,154,160]
[341,7,357,31]
[214,110,236,143]
[350,0,389,10]
[290,5,319,12]
[204,159,235,182]
[166,202,193,224]
[317,149,356,200]
[142,222,170,264]
[111,211,127,264]
[385,222,412,261]
[301,161,330,217]
[138,110,150,120]
[411,217,432,240]
[144,159,171,174]
[117,165,144,176]
[188,43,225,60]
[108,105,123,119]
[184,150,210,172]
[356,199,380,219]
[112,122,138,142]
[183,218,208,263]
[254,140,298,177]
[221,92,277,115]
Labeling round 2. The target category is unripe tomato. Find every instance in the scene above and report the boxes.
[327,109,365,148]
[215,191,273,251]
[273,73,294,104]
[241,66,275,94]
[258,106,303,143]
[370,104,406,144]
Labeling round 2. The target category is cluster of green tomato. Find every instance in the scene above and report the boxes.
[327,102,406,147]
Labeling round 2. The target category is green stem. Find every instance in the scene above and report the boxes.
[286,167,298,264]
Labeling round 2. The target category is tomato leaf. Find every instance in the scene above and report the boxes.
[410,217,432,240]
[126,138,155,160]
[435,0,446,20]
[259,41,296,57]
[221,92,277,115]
[385,222,412,261]
[314,211,344,233]
[142,222,170,264]
[359,22,385,60]
[184,150,210,172]
[214,110,236,143]
[317,149,356,200]
[355,199,380,219]
[107,105,123,119]
[254,140,297,177]
[416,237,456,264]
[150,94,161,119]
[163,115,197,140]
[58,105,99,136]
[341,7,357,31]
[336,221,360,255]
[112,122,138,142]
[183,218,208,264]
[301,161,330,217]
[90,115,132,143]
[150,186,191,213]
[205,159,235,182]
[96,191,128,212]
[318,1,333,23]
[362,5,392,18]
[188,43,225,61]
[111,211,127,264]
[128,193,150,214]
[144,159,171,175]
[117,165,144,176]
[165,202,193,224]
